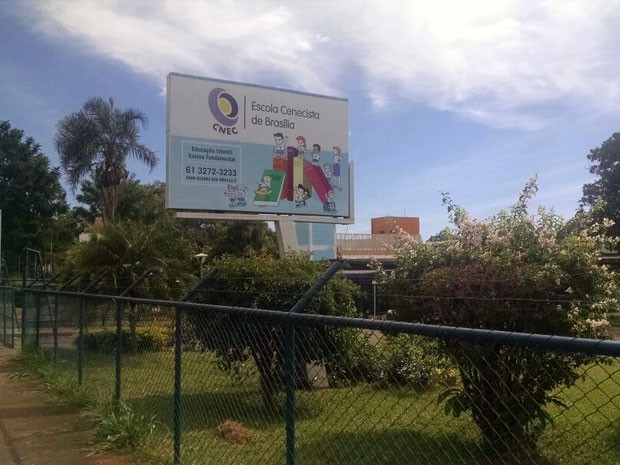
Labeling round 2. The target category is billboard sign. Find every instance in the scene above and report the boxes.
[166,73,351,220]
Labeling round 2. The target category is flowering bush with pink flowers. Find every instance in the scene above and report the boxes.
[380,178,618,455]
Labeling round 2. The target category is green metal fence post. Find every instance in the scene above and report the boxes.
[115,298,122,404]
[284,321,296,465]
[10,289,15,348]
[35,292,40,348]
[53,294,59,364]
[21,290,27,348]
[78,296,84,385]
[283,261,343,465]
[2,287,6,345]
[173,305,183,465]
[171,267,220,465]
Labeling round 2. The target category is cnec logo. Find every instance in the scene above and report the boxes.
[208,88,239,135]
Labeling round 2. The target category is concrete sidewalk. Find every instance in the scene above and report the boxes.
[0,345,132,465]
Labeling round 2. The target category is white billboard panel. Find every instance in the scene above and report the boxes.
[166,73,351,221]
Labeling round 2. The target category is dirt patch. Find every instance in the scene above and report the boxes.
[216,420,256,443]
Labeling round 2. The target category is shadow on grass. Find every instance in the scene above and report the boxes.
[296,429,556,465]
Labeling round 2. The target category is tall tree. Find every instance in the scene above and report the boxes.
[0,121,67,270]
[581,131,620,242]
[55,97,158,222]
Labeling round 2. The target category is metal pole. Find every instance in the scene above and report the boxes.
[53,294,59,364]
[10,288,15,348]
[2,287,6,345]
[112,268,155,405]
[289,261,343,314]
[372,280,377,318]
[21,290,27,347]
[22,249,27,291]
[35,293,40,348]
[172,266,220,464]
[173,305,183,465]
[114,299,122,404]
[283,260,342,465]
[284,322,296,465]
[78,297,84,385]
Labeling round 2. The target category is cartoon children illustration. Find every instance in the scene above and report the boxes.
[273,133,287,159]
[225,184,248,207]
[311,143,321,165]
[323,190,337,212]
[225,184,238,207]
[256,174,272,195]
[236,184,247,207]
[323,163,332,186]
[332,146,343,191]
[296,135,307,158]
[294,184,310,208]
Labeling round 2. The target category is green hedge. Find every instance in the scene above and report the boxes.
[75,326,170,353]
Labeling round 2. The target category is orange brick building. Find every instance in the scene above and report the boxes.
[371,216,420,236]
[337,216,421,260]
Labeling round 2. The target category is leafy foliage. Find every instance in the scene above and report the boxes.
[0,120,68,270]
[180,219,278,261]
[187,251,359,408]
[94,401,157,451]
[381,178,618,454]
[75,177,170,225]
[582,131,620,244]
[62,218,194,298]
[76,327,170,353]
[62,218,195,351]
[325,331,442,389]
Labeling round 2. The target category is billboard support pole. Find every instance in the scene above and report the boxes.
[275,220,300,259]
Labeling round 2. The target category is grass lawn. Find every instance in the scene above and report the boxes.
[32,344,620,465]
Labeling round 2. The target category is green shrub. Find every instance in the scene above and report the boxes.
[326,330,445,390]
[376,335,436,388]
[325,328,383,386]
[94,401,156,450]
[380,178,619,455]
[187,251,361,408]
[76,326,170,353]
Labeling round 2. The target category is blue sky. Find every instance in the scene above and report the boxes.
[2,0,620,238]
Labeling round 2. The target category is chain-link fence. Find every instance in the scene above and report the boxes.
[20,287,620,465]
[0,285,16,347]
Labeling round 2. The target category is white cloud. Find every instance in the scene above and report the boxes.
[17,0,620,129]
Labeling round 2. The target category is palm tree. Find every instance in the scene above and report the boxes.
[63,218,195,349]
[55,97,158,222]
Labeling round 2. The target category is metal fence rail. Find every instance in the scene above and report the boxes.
[20,288,620,465]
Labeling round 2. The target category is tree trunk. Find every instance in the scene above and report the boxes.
[250,344,279,411]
